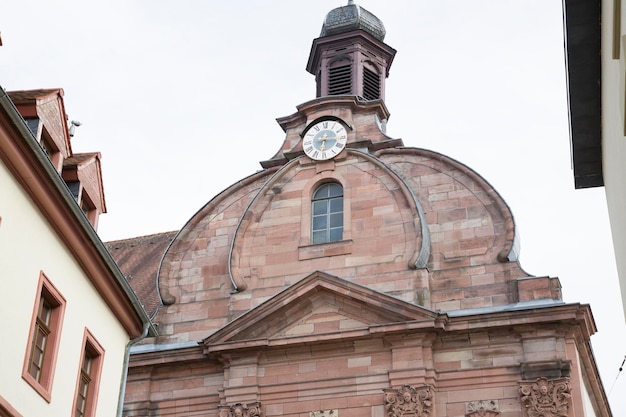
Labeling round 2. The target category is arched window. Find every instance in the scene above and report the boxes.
[311,182,344,243]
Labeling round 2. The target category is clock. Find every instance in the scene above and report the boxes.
[302,119,348,160]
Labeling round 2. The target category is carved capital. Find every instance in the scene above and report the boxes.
[465,400,501,417]
[519,377,572,417]
[384,385,434,417]
[218,402,262,417]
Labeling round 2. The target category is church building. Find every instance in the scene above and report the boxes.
[110,2,612,416]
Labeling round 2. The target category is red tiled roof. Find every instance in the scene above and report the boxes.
[7,89,62,103]
[106,231,177,318]
[63,152,99,167]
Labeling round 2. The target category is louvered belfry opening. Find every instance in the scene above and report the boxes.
[328,64,353,96]
[306,3,396,101]
[362,66,380,100]
[307,35,396,100]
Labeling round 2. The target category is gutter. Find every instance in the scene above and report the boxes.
[116,322,151,417]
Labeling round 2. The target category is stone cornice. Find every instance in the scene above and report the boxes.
[128,343,207,368]
[199,301,596,357]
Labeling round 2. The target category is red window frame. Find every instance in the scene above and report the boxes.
[72,329,104,417]
[22,272,66,402]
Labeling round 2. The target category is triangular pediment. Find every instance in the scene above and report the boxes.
[203,271,441,353]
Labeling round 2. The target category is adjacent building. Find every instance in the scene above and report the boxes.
[0,88,156,417]
[110,2,611,416]
[563,0,626,319]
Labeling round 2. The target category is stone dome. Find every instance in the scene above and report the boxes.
[320,0,386,41]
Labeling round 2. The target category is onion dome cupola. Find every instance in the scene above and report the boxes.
[306,0,397,101]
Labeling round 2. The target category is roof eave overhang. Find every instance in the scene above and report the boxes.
[563,0,603,188]
[306,30,397,76]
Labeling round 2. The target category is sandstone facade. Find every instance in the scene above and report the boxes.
[114,3,611,416]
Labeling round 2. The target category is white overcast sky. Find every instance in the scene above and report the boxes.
[2,0,625,413]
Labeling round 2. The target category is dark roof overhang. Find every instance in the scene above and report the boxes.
[563,0,603,188]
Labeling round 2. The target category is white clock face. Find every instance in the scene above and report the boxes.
[303,120,348,161]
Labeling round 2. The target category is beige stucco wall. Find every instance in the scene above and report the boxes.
[0,159,129,416]
[601,0,626,320]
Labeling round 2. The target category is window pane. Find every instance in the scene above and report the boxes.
[31,348,44,368]
[29,349,43,380]
[82,353,93,374]
[29,325,48,380]
[329,213,343,228]
[312,201,327,215]
[328,183,343,198]
[34,328,47,349]
[329,228,343,242]
[329,198,343,213]
[75,377,88,417]
[39,298,52,326]
[313,215,327,230]
[312,231,327,244]
[313,185,329,200]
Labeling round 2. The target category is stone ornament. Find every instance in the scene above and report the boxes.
[310,410,337,417]
[465,400,501,417]
[384,384,434,417]
[218,402,262,417]
[519,377,572,417]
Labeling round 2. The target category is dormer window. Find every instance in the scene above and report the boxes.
[67,181,80,201]
[40,137,55,159]
[24,118,40,138]
[79,192,98,228]
[65,177,99,229]
[40,128,63,172]
[62,153,106,231]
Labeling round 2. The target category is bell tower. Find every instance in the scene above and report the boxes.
[306,0,396,101]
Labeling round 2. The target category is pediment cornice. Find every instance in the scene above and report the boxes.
[202,270,441,354]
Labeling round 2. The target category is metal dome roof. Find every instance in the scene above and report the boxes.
[320,0,386,41]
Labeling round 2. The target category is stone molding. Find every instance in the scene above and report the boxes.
[520,360,571,380]
[384,384,434,417]
[519,377,572,417]
[218,402,262,417]
[309,410,337,417]
[465,400,501,417]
